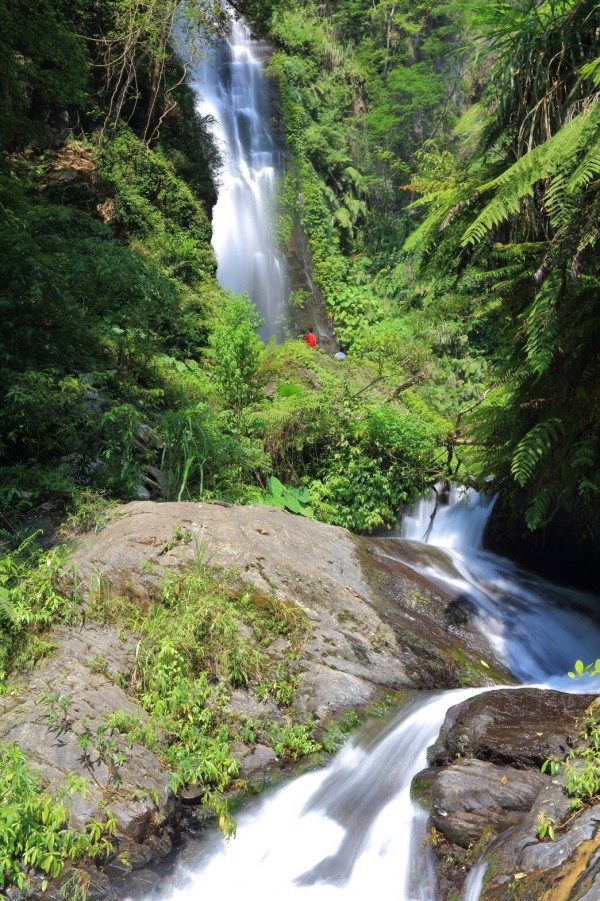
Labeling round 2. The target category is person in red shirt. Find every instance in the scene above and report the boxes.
[305,327,318,347]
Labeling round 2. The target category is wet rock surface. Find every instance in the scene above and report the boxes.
[429,758,546,848]
[416,687,600,900]
[429,688,595,770]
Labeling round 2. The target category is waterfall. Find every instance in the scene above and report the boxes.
[398,483,497,550]
[189,11,291,342]
[461,863,487,901]
[128,487,600,901]
[134,690,484,901]
[391,487,600,685]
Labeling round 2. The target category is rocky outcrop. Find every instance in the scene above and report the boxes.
[429,688,593,769]
[428,758,546,849]
[67,501,512,724]
[414,688,600,900]
[0,625,173,901]
[1,500,516,897]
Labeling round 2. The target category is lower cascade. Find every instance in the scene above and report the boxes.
[131,487,600,901]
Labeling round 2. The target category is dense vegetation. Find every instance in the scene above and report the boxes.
[2,0,598,549]
[253,0,600,549]
[0,0,599,890]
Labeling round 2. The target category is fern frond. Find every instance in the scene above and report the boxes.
[581,57,600,88]
[403,188,464,253]
[525,484,557,530]
[0,591,19,626]
[578,479,599,498]
[568,135,600,192]
[570,437,596,471]
[511,418,562,487]
[462,106,597,247]
[461,148,545,246]
[524,271,562,376]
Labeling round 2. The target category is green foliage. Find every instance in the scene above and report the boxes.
[108,565,312,819]
[96,128,215,282]
[206,294,264,412]
[267,721,320,761]
[404,0,600,536]
[264,477,312,517]
[569,658,600,680]
[0,0,89,149]
[563,703,600,805]
[0,740,115,891]
[257,665,299,706]
[158,402,267,503]
[322,710,361,753]
[77,716,129,788]
[542,700,600,815]
[536,811,556,841]
[0,536,77,686]
[311,404,438,532]
[255,342,443,531]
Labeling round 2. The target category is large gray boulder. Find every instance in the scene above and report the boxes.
[68,501,511,723]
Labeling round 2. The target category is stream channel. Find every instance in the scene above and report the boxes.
[127,487,600,901]
[135,16,600,900]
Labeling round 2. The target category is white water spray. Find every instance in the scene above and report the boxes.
[138,691,484,901]
[462,863,487,901]
[189,12,290,341]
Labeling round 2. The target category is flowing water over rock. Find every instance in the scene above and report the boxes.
[130,488,600,901]
[189,11,290,341]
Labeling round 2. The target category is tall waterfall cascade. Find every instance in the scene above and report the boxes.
[189,12,291,342]
[130,485,600,901]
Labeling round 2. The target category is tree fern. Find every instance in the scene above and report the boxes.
[403,187,465,253]
[462,108,595,247]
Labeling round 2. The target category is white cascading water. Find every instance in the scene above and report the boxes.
[462,863,487,901]
[147,23,600,901]
[131,486,600,901]
[189,11,290,342]
[392,486,600,684]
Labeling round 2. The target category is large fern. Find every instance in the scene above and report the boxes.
[511,418,562,487]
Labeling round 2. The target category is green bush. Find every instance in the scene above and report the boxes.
[206,294,265,412]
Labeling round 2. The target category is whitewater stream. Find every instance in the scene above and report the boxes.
[128,486,600,901]
[189,11,291,342]
[156,18,600,900]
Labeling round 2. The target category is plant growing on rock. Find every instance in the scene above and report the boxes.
[0,741,116,892]
[536,811,556,841]
[0,535,79,687]
[542,700,600,813]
